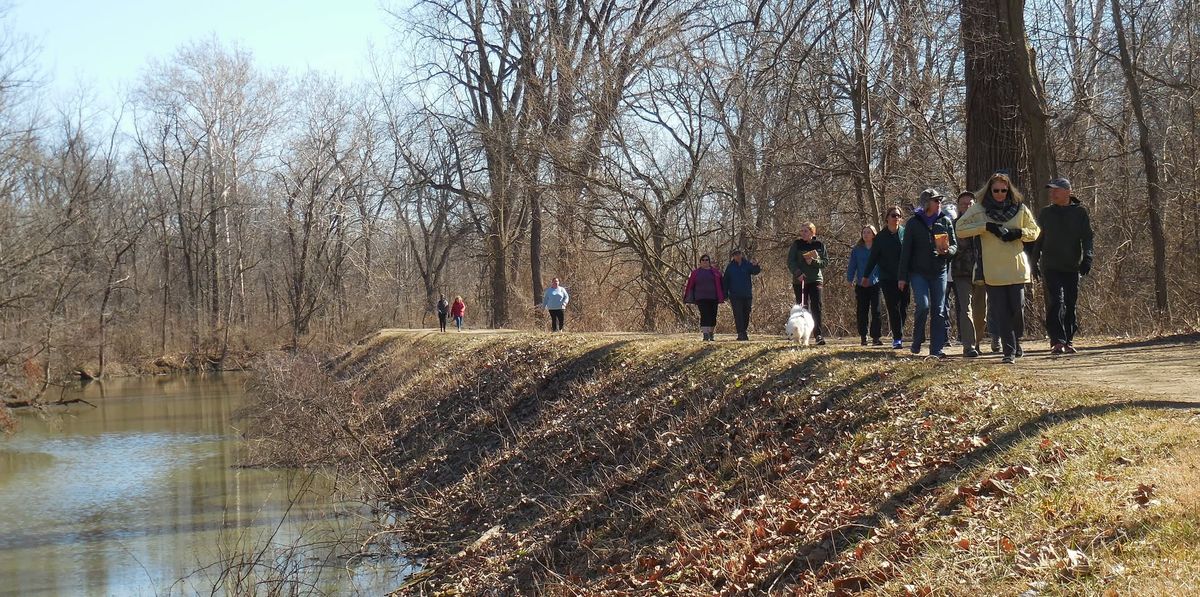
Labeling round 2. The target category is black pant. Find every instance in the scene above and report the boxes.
[986,284,1025,357]
[729,297,752,339]
[1044,269,1080,346]
[438,312,447,332]
[792,282,823,338]
[697,299,719,327]
[855,285,882,341]
[879,279,909,341]
[549,309,565,332]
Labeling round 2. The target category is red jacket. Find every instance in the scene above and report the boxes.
[683,267,725,303]
[450,300,466,317]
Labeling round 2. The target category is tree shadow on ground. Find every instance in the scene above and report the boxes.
[759,398,1200,588]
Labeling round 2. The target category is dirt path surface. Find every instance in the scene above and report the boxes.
[1015,334,1200,403]
[380,328,1199,402]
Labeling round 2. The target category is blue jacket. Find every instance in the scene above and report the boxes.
[722,258,761,299]
[845,244,880,286]
[541,286,570,310]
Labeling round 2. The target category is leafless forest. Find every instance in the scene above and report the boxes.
[2,0,1198,390]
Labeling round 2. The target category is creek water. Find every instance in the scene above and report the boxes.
[0,374,412,596]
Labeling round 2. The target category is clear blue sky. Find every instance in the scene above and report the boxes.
[10,0,402,106]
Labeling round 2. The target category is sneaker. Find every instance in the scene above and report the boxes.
[861,337,868,346]
[1001,355,1015,364]
[964,348,980,358]
[933,352,949,360]
[910,346,921,356]
[872,338,884,346]
[1051,343,1065,355]
[1015,343,1024,358]
[991,338,1001,353]
[892,339,903,349]
[816,337,827,346]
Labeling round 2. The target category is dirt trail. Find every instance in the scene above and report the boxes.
[1008,334,1200,403]
[380,328,1199,402]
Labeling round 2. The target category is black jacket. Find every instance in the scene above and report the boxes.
[864,226,904,281]
[899,210,957,280]
[1032,199,1094,273]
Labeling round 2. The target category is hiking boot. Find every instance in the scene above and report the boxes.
[933,352,949,360]
[1015,343,1024,358]
[1051,343,1065,355]
[816,337,827,346]
[964,348,980,358]
[1001,355,1015,364]
[872,338,884,346]
[991,337,1001,353]
[1064,343,1078,354]
[861,337,868,346]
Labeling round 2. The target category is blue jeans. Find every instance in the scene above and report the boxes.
[910,271,948,354]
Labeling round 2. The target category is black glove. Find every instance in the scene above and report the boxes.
[1001,227,1023,242]
[985,222,1008,239]
[1079,256,1092,276]
[1032,263,1041,280]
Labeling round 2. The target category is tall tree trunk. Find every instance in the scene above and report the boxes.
[1111,0,1170,320]
[962,0,1054,198]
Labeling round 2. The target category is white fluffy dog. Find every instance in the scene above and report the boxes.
[785,304,815,346]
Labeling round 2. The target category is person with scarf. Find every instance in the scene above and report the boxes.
[898,189,958,358]
[955,172,1042,364]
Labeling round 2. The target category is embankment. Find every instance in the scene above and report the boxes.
[255,331,1200,594]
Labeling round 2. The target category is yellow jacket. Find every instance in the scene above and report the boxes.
[955,202,1041,286]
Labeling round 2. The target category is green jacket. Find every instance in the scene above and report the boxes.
[787,238,827,284]
[864,226,904,281]
[1032,199,1094,273]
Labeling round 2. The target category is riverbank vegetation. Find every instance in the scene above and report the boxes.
[247,331,1200,594]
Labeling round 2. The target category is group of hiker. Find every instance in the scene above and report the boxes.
[432,174,1093,363]
[435,277,571,333]
[683,173,1094,364]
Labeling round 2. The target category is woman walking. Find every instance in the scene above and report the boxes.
[436,294,449,332]
[450,296,466,332]
[955,173,1041,364]
[865,207,909,349]
[683,254,725,341]
[847,225,883,346]
[540,277,570,332]
[787,222,828,345]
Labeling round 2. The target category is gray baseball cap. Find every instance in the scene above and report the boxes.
[1046,177,1072,190]
[919,188,945,204]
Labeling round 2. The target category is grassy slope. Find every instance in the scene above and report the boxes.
[329,331,1200,595]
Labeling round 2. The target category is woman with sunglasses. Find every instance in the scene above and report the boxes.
[955,173,1042,364]
[683,254,725,341]
[864,207,909,349]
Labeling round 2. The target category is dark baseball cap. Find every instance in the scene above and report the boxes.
[1046,177,1072,190]
[919,188,945,204]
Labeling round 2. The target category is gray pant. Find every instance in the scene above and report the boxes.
[986,284,1025,357]
[952,278,986,352]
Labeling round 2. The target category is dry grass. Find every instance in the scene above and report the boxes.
[248,331,1200,595]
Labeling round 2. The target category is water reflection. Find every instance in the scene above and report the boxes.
[0,374,412,596]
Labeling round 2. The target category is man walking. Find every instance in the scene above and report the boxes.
[723,248,762,341]
[1032,177,1094,354]
[951,191,986,357]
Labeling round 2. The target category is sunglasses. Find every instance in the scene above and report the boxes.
[991,188,1009,194]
